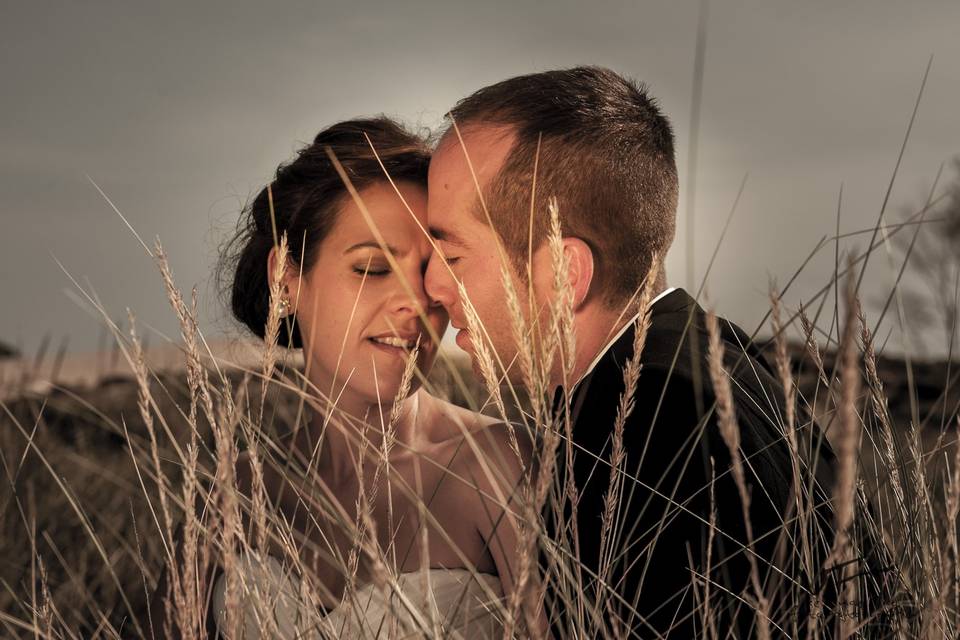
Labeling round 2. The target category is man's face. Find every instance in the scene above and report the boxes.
[424,126,529,382]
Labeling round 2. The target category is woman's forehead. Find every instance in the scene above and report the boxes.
[326,182,428,251]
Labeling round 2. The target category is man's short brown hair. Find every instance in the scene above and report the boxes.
[446,66,678,309]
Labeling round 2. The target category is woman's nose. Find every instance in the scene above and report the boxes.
[388,269,433,318]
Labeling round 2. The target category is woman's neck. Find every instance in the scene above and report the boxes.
[305,389,422,484]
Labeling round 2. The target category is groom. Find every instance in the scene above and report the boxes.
[424,67,888,637]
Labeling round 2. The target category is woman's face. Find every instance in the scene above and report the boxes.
[284,181,447,410]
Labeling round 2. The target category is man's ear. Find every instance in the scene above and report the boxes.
[562,237,594,310]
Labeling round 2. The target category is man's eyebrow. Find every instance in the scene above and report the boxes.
[428,226,466,247]
[344,241,401,255]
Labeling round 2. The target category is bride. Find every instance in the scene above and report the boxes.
[209,118,533,638]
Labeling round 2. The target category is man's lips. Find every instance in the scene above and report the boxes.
[448,316,471,350]
[454,327,471,350]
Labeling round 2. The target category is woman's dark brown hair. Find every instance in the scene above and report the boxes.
[219,117,431,348]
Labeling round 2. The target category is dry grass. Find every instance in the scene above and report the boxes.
[2,254,959,638]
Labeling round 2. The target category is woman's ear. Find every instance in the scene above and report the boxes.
[266,244,297,301]
[562,237,594,310]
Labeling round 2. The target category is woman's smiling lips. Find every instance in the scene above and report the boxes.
[366,332,424,357]
[368,339,410,358]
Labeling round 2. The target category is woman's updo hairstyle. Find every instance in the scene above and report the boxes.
[220,117,431,348]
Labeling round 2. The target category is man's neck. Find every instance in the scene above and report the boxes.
[553,285,676,390]
[548,307,622,392]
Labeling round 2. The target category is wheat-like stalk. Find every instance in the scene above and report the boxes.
[247,232,289,557]
[906,417,942,635]
[37,557,56,640]
[546,198,576,388]
[859,303,907,531]
[262,232,289,416]
[499,260,533,464]
[539,196,588,629]
[502,196,580,633]
[212,380,245,638]
[944,416,960,633]
[798,305,833,398]
[154,244,231,639]
[152,244,222,637]
[458,281,511,425]
[373,340,419,573]
[596,258,660,589]
[770,288,816,589]
[702,460,719,640]
[706,309,771,640]
[826,267,863,640]
[154,241,216,431]
[125,312,201,639]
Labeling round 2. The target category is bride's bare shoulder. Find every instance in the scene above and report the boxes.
[427,394,496,431]
[419,392,534,469]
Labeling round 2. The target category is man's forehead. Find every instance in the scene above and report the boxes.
[432,123,517,187]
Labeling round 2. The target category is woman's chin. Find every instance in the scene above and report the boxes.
[319,346,435,409]
[357,380,414,407]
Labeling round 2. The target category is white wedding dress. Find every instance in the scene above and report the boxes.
[212,552,506,639]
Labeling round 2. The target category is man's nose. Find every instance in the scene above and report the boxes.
[424,251,454,310]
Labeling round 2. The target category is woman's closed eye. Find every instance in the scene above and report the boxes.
[353,264,390,277]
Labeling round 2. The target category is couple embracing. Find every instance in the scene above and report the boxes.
[152,67,891,639]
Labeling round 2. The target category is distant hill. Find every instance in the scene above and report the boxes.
[0,341,17,359]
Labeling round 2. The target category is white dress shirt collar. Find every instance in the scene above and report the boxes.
[575,287,677,386]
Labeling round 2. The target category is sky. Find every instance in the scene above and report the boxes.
[2,0,959,359]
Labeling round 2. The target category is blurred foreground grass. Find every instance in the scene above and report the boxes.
[2,339,957,636]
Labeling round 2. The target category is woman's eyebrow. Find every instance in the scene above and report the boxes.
[343,241,401,255]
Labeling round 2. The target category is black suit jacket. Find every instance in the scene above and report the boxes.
[540,288,889,638]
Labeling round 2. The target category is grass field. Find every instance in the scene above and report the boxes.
[1,226,959,639]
